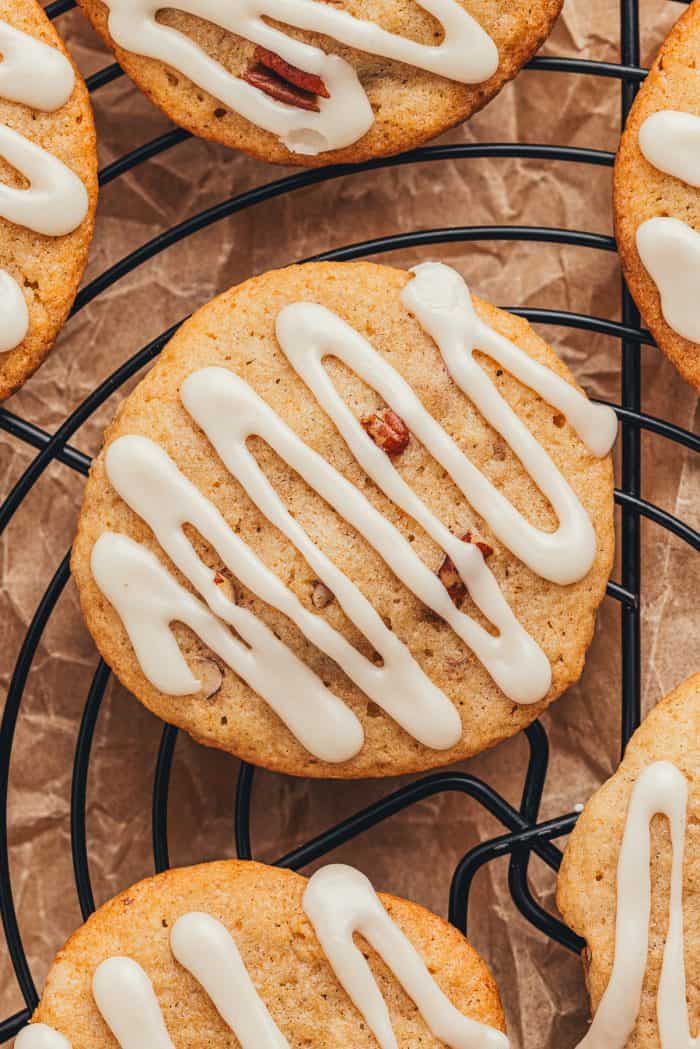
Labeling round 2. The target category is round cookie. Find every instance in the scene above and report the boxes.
[27,860,507,1046]
[74,0,562,166]
[557,674,699,1049]
[71,259,615,778]
[614,2,700,392]
[0,0,97,402]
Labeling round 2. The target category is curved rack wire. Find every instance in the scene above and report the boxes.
[1,0,699,1041]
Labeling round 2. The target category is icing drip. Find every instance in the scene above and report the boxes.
[92,957,175,1048]
[0,268,28,352]
[171,912,291,1048]
[91,529,366,762]
[14,1026,71,1049]
[636,218,700,344]
[639,110,700,188]
[101,0,499,155]
[303,864,509,1049]
[0,123,88,236]
[0,20,75,111]
[575,761,697,1049]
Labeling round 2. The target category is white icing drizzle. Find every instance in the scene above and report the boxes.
[274,304,554,699]
[0,268,28,352]
[20,864,507,1048]
[181,368,552,707]
[400,263,617,577]
[92,957,175,1049]
[0,19,87,354]
[101,0,499,155]
[0,20,75,111]
[14,1025,71,1049]
[0,123,88,236]
[575,761,698,1049]
[91,263,615,759]
[636,111,700,344]
[639,110,700,188]
[636,217,700,344]
[91,529,366,762]
[303,864,509,1049]
[171,912,291,1048]
[99,433,459,751]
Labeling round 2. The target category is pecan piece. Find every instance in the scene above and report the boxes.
[243,69,320,111]
[195,657,224,700]
[243,47,329,113]
[311,580,334,610]
[255,46,329,98]
[438,532,494,606]
[361,408,410,457]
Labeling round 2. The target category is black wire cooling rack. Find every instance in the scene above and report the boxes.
[1,0,699,1040]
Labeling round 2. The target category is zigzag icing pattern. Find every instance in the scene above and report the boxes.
[16,864,509,1049]
[101,0,499,155]
[89,263,615,762]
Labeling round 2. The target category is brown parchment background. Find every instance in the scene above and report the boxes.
[1,1,698,1045]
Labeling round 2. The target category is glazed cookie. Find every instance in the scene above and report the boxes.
[0,0,97,401]
[557,674,699,1049]
[18,860,508,1048]
[74,0,562,166]
[71,260,616,778]
[615,1,700,392]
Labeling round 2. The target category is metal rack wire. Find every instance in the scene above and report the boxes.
[1,0,699,1041]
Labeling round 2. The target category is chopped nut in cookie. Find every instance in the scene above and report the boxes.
[243,47,330,112]
[438,532,495,606]
[361,408,410,456]
[311,580,334,609]
[195,657,225,699]
[211,567,237,604]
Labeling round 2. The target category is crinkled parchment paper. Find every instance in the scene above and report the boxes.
[1,1,698,1045]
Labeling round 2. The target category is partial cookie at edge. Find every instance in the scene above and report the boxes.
[557,674,700,1049]
[614,2,700,392]
[32,860,506,1046]
[74,0,562,166]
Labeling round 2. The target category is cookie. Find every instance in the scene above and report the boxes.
[0,0,98,402]
[557,674,699,1049]
[71,259,616,779]
[18,860,507,1048]
[614,2,700,392]
[74,0,562,166]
